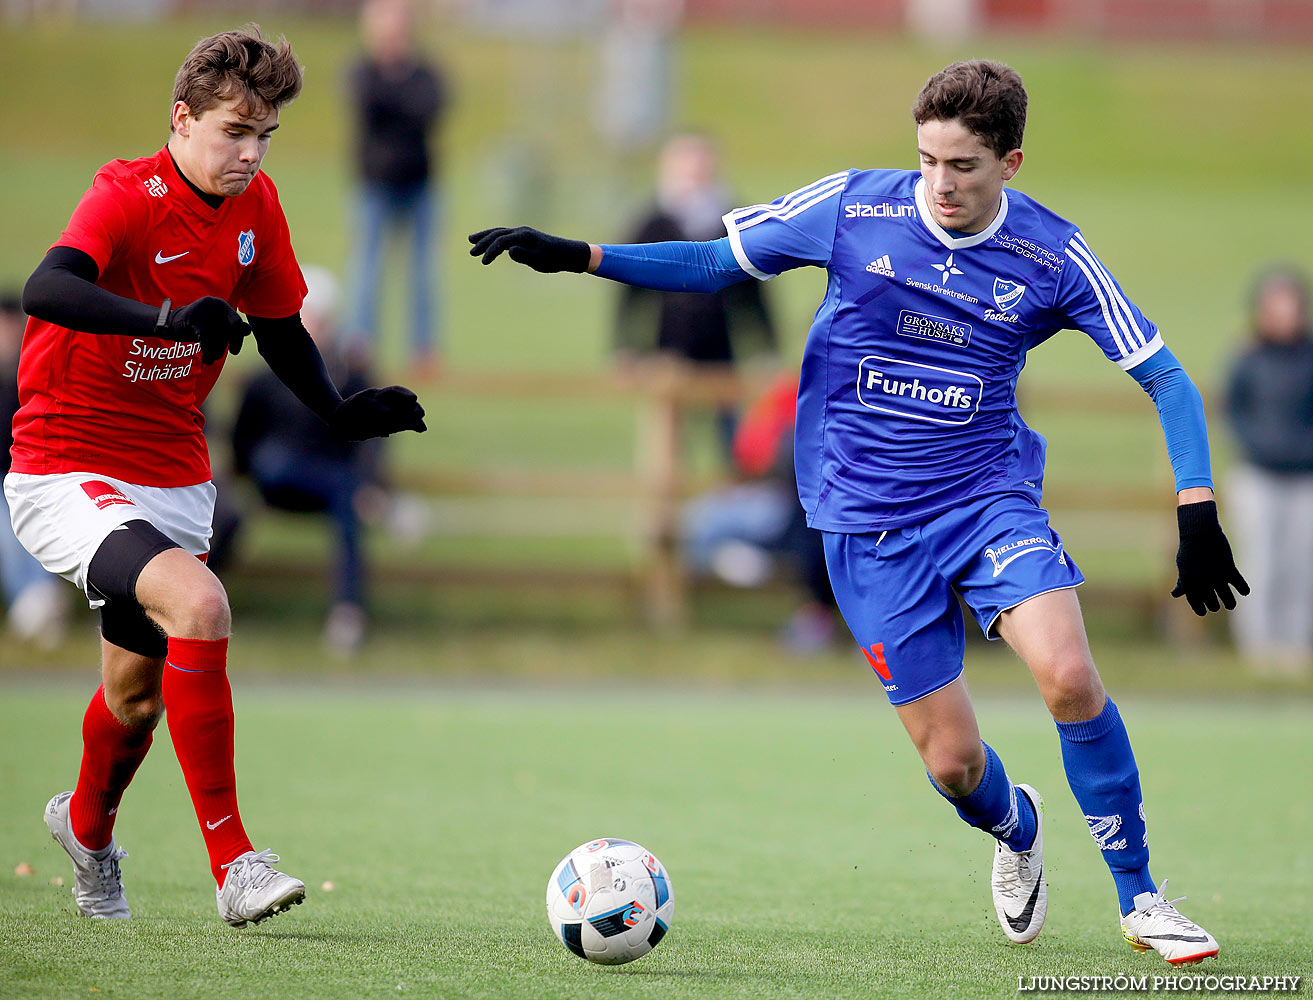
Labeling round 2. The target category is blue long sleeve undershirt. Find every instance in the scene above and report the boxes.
[1126,346,1213,492]
[591,237,1211,491]
[595,237,748,292]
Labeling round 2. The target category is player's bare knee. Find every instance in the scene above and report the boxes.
[101,666,165,729]
[167,583,231,639]
[927,748,986,797]
[110,691,164,730]
[1038,654,1105,721]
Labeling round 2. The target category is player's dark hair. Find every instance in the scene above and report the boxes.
[171,24,303,131]
[912,60,1027,158]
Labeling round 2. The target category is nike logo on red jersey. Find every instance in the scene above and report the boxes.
[154,250,189,264]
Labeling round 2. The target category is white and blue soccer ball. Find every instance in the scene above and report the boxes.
[545,838,675,965]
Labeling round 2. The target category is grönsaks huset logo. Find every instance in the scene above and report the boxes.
[857,355,982,425]
[897,309,971,347]
[237,229,256,267]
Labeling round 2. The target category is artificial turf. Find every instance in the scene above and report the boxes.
[2,684,1308,999]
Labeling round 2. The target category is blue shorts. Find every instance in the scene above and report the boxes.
[822,492,1084,706]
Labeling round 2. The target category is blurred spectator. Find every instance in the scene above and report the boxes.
[0,293,67,645]
[594,0,683,154]
[615,132,777,456]
[346,0,448,376]
[232,267,381,654]
[615,132,776,365]
[200,407,244,577]
[681,373,838,653]
[1223,265,1313,674]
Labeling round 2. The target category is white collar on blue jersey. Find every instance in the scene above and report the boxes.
[913,177,1009,250]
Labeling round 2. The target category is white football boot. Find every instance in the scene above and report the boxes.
[216,849,306,927]
[44,791,130,919]
[991,783,1046,944]
[1120,880,1219,965]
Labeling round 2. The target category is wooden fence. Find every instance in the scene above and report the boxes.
[235,360,1196,634]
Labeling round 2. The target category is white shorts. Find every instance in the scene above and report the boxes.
[3,471,214,608]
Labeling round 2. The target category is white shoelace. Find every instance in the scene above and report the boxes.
[220,849,283,890]
[994,842,1035,894]
[86,847,129,898]
[1134,879,1193,925]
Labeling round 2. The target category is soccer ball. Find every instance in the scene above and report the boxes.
[545,838,675,965]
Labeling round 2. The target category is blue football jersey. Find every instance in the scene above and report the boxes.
[723,169,1165,532]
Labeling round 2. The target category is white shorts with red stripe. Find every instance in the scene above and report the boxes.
[3,471,214,608]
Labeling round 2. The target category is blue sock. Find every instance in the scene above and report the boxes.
[1055,698,1156,915]
[930,741,1037,853]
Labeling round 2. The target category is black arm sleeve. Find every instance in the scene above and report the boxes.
[22,246,163,337]
[247,313,343,422]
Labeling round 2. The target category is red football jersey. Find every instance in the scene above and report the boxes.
[9,146,307,487]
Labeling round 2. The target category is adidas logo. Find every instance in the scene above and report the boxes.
[866,254,896,277]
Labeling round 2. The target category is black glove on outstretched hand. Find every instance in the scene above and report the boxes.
[468,227,591,273]
[166,296,251,364]
[1171,500,1250,615]
[329,385,427,441]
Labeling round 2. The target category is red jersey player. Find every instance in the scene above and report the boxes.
[6,27,425,926]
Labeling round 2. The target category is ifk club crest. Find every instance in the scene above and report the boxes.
[237,229,256,267]
[992,277,1026,312]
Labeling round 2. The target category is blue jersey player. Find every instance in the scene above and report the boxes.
[470,60,1246,965]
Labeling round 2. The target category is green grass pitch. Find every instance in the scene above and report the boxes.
[1,684,1308,999]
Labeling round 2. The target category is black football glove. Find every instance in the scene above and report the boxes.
[468,226,591,273]
[329,385,427,441]
[1171,500,1249,615]
[165,296,251,364]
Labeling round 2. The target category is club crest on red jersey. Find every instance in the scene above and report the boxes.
[237,229,256,267]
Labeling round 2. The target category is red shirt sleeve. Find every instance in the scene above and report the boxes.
[234,174,307,319]
[54,169,133,275]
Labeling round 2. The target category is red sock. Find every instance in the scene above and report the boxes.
[162,637,253,884]
[69,686,154,852]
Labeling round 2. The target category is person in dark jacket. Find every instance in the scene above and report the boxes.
[233,267,381,652]
[614,133,776,460]
[1223,265,1313,672]
[345,0,448,375]
[615,132,775,366]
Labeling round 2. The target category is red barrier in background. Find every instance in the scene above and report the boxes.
[684,0,1313,41]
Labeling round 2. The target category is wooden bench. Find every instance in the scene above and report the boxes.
[232,362,1191,633]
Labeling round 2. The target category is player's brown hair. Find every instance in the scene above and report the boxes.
[912,60,1027,158]
[171,25,303,130]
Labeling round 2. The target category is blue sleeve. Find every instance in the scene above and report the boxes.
[593,238,748,293]
[1056,231,1163,371]
[1127,345,1213,491]
[722,170,851,279]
